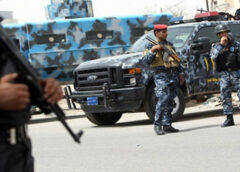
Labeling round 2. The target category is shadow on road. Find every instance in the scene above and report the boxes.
[180,107,240,122]
[180,124,220,132]
[180,109,223,122]
[94,108,240,128]
[29,114,86,124]
[180,123,240,132]
[94,119,153,128]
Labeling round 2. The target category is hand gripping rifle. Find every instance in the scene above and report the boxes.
[145,36,181,62]
[0,20,83,144]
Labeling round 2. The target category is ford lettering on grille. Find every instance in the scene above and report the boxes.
[87,75,98,81]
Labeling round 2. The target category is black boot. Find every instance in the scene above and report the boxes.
[221,114,235,127]
[163,125,179,133]
[154,126,165,135]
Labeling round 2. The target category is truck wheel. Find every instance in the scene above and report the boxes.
[144,84,185,122]
[85,112,122,126]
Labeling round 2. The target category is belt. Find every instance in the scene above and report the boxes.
[0,125,28,145]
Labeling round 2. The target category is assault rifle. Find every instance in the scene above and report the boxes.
[0,19,83,144]
[145,36,181,62]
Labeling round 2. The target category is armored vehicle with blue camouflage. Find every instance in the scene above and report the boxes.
[2,0,172,82]
[67,11,240,125]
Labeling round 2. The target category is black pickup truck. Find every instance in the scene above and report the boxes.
[66,20,240,125]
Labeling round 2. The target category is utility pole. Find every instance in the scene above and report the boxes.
[206,0,209,11]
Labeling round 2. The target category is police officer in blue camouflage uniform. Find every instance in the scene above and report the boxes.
[0,51,63,171]
[142,24,184,135]
[210,24,240,127]
[235,8,240,20]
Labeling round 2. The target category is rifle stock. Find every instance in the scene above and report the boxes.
[145,36,181,62]
[0,23,83,144]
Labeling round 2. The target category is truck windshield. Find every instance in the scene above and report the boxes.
[126,31,155,53]
[167,26,194,48]
[127,26,194,53]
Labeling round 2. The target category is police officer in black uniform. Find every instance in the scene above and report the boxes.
[0,51,63,171]
[210,24,240,127]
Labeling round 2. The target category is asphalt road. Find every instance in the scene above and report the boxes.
[29,106,240,172]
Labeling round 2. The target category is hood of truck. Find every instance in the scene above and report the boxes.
[74,52,142,71]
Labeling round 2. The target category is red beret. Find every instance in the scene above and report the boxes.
[154,24,168,30]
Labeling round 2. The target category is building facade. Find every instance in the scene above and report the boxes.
[210,0,240,14]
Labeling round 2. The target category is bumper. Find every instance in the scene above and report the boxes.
[65,84,145,113]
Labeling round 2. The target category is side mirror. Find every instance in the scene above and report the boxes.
[190,37,211,56]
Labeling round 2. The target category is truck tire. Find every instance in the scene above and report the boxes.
[85,112,122,126]
[144,84,185,122]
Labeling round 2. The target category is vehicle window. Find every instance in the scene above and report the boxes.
[131,28,152,42]
[229,24,240,42]
[193,26,218,44]
[127,31,155,53]
[86,30,113,40]
[167,27,194,48]
[35,34,66,44]
[127,26,194,53]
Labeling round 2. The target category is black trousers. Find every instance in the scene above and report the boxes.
[0,138,34,172]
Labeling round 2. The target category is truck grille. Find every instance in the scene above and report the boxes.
[74,67,123,91]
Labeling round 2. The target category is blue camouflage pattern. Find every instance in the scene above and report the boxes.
[141,41,180,126]
[211,39,240,115]
[172,21,240,95]
[46,0,94,20]
[2,12,172,82]
[218,70,240,115]
[153,69,179,126]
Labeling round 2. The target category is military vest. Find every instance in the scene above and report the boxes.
[151,44,179,68]
[214,40,240,72]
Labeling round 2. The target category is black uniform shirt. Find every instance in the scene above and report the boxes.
[0,52,31,129]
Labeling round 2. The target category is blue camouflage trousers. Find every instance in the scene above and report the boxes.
[219,70,240,115]
[154,69,179,127]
